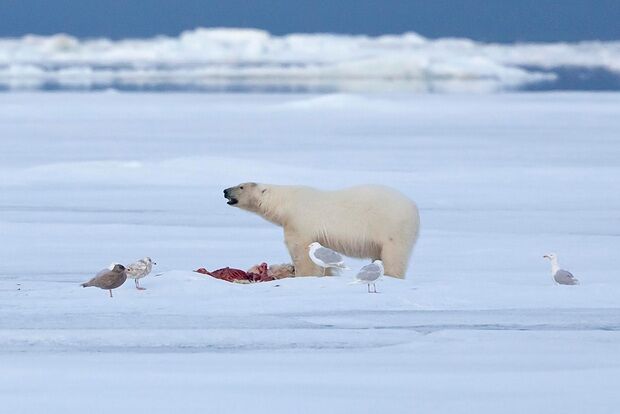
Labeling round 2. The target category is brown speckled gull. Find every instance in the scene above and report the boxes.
[81,264,128,297]
[126,257,156,290]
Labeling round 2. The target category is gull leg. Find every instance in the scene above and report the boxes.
[322,267,326,277]
[367,284,371,293]
[135,279,146,291]
[373,283,377,293]
[109,289,113,298]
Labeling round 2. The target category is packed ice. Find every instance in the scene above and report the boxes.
[1,92,619,413]
[1,28,620,91]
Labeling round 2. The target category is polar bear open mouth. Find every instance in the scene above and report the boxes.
[225,196,238,205]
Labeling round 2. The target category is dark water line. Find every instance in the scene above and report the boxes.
[521,65,620,91]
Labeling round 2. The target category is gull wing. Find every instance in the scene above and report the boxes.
[554,269,579,285]
[127,259,148,275]
[356,263,382,282]
[314,247,343,264]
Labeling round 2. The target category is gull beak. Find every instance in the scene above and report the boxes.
[543,255,549,259]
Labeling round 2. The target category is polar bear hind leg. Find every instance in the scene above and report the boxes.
[380,239,412,279]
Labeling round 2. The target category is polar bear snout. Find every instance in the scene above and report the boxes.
[224,183,260,208]
[223,187,238,205]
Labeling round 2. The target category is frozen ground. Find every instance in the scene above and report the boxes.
[1,92,619,413]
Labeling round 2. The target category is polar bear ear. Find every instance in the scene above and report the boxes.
[262,189,267,194]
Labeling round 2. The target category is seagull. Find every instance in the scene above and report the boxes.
[126,257,156,290]
[81,264,127,297]
[308,242,349,276]
[543,253,579,285]
[352,260,384,293]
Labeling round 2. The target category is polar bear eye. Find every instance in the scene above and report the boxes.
[240,186,244,190]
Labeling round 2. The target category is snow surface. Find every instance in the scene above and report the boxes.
[1,92,620,413]
[2,28,620,92]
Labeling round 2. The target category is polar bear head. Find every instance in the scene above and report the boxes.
[223,182,268,211]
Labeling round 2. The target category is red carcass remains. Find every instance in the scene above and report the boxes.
[195,262,294,283]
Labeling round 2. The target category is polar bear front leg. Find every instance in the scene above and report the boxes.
[284,229,322,276]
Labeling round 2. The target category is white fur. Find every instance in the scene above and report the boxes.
[228,183,420,278]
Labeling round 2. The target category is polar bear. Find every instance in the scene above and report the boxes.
[223,183,420,278]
